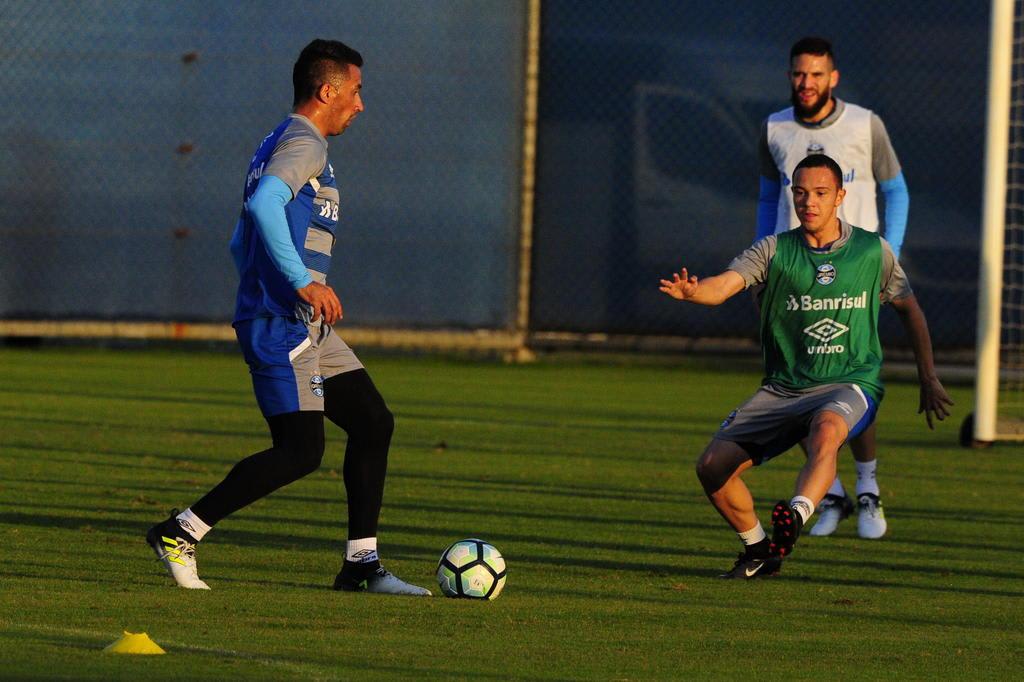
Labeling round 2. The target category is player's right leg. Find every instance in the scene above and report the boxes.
[698,385,810,579]
[147,317,327,589]
[695,439,778,579]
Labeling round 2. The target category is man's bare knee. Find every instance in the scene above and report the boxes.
[695,440,752,494]
[809,412,848,450]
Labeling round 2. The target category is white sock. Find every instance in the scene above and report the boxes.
[346,537,379,564]
[855,460,880,497]
[175,508,212,542]
[827,477,846,498]
[789,496,815,524]
[737,523,767,546]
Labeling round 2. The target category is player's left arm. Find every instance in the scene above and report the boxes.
[889,294,953,428]
[880,239,953,427]
[872,114,909,258]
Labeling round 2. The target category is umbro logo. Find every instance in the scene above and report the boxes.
[351,549,376,559]
[804,318,849,343]
[805,318,849,355]
[177,519,196,533]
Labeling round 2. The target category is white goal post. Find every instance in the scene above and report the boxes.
[972,0,1020,444]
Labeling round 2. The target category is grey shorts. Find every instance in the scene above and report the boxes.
[714,383,874,465]
[236,316,364,417]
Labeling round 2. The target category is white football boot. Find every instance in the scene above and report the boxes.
[857,493,887,539]
[808,493,854,536]
[146,511,210,590]
[334,566,432,596]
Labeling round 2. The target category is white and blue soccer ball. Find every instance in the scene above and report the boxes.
[436,538,507,599]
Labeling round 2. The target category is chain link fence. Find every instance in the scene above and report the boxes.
[0,1,525,328]
[0,2,992,350]
[532,0,988,348]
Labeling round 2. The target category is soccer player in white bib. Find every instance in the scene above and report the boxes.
[757,37,910,539]
[660,154,950,578]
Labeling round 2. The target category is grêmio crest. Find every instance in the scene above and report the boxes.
[815,263,836,285]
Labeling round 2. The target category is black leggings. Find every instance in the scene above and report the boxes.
[191,369,393,539]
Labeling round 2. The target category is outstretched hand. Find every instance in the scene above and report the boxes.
[297,281,343,325]
[919,375,954,429]
[659,268,699,301]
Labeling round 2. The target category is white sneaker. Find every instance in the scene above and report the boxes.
[857,493,887,539]
[808,493,853,536]
[333,566,432,596]
[146,512,210,590]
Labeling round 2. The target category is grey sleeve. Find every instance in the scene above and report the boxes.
[264,135,327,198]
[728,235,778,288]
[759,120,780,181]
[870,114,902,183]
[879,238,912,303]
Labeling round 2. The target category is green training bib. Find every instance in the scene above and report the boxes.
[759,227,884,402]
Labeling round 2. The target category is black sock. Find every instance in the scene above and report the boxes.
[324,370,394,539]
[747,538,770,558]
[191,412,325,525]
[339,558,382,580]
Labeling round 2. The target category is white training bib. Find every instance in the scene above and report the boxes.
[767,102,877,233]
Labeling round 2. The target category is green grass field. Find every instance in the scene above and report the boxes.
[0,346,1021,680]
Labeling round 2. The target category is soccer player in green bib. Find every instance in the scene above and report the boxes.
[659,154,952,579]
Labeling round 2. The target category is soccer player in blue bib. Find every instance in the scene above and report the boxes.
[146,39,430,595]
[757,37,911,539]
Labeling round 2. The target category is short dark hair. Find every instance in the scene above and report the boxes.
[293,39,364,107]
[790,36,834,67]
[794,153,843,188]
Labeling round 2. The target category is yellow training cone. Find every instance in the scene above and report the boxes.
[103,631,166,655]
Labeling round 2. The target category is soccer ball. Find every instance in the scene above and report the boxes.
[436,538,507,599]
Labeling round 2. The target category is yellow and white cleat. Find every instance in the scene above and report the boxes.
[146,511,210,590]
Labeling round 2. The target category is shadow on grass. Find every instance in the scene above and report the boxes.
[812,604,1022,632]
[4,508,1021,599]
[4,430,692,466]
[0,451,705,508]
[0,402,715,440]
[0,385,247,410]
[0,504,719,562]
[394,407,712,438]
[384,469,696,503]
[0,627,109,653]
[0,414,694,464]
[781,572,1024,599]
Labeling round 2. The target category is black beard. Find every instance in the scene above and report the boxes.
[791,86,832,119]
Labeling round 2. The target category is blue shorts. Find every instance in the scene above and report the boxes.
[234,316,364,417]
